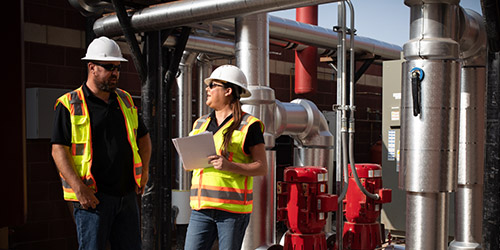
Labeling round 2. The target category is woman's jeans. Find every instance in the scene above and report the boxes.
[73,191,141,250]
[184,209,250,250]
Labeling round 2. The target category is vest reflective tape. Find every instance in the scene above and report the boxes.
[70,91,84,116]
[190,188,254,203]
[72,143,85,156]
[56,86,142,201]
[189,113,263,214]
[193,115,209,130]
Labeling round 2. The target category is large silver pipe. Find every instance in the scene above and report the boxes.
[449,8,487,250]
[406,192,450,250]
[236,13,277,250]
[165,35,234,57]
[212,15,402,59]
[93,0,341,37]
[401,1,461,249]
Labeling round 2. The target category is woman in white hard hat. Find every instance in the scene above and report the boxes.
[184,64,268,250]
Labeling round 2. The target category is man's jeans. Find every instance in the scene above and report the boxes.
[184,209,250,250]
[73,191,141,250]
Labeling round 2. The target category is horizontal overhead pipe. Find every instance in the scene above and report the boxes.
[212,16,402,59]
[93,0,341,37]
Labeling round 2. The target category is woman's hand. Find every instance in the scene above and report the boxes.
[208,155,231,171]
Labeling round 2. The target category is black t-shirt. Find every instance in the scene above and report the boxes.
[206,111,265,155]
[51,83,149,196]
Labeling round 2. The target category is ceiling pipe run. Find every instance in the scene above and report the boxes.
[295,6,318,94]
[212,16,402,59]
[93,0,342,38]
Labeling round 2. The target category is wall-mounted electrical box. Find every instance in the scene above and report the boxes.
[26,88,70,139]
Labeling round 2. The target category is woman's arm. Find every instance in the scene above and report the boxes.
[208,143,268,176]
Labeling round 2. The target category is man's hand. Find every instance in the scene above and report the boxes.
[74,184,99,209]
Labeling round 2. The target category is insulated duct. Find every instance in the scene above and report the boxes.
[401,1,487,250]
[212,16,402,60]
[449,8,487,250]
[401,1,461,249]
[236,13,278,250]
[93,0,342,37]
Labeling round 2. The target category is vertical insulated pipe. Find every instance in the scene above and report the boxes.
[236,13,277,250]
[449,8,487,250]
[295,5,318,94]
[401,1,460,250]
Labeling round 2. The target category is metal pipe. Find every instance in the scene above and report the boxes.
[93,0,341,37]
[212,15,402,59]
[336,2,347,248]
[295,5,318,94]
[175,50,197,191]
[449,8,487,250]
[345,0,379,201]
[165,35,234,57]
[401,1,461,249]
[196,54,212,117]
[236,13,277,250]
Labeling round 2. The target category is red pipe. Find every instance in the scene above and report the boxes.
[295,6,318,94]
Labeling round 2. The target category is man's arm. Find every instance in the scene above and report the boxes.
[136,133,152,195]
[51,144,99,209]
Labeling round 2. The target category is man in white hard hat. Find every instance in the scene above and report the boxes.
[51,36,151,250]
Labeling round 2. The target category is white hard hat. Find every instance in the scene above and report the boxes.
[204,65,251,98]
[81,36,128,62]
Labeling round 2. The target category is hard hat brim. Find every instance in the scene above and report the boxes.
[81,56,128,62]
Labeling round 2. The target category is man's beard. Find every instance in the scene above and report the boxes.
[97,77,117,92]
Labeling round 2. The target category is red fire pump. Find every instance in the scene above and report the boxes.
[342,163,392,250]
[277,166,338,250]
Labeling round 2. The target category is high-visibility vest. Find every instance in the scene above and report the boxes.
[189,113,264,214]
[54,86,143,201]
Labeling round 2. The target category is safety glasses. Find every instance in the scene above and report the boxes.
[208,82,226,89]
[92,62,121,71]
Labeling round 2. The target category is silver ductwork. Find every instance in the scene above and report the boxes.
[236,13,278,250]
[401,1,461,249]
[449,8,487,250]
[401,1,487,250]
[211,15,401,59]
[93,0,341,37]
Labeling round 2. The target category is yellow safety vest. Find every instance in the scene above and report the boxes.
[54,86,143,201]
[189,113,264,214]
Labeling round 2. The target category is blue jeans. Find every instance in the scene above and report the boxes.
[73,191,141,250]
[184,209,250,250]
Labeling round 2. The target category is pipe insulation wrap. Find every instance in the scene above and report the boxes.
[93,0,342,37]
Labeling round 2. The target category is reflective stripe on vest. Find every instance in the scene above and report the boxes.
[189,113,263,214]
[55,86,142,201]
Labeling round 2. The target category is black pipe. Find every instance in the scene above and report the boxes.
[161,26,192,249]
[141,30,162,250]
[111,0,147,84]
